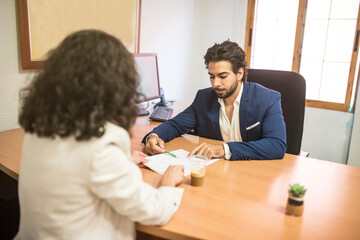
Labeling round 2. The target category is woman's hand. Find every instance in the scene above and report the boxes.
[132,151,149,167]
[159,165,184,187]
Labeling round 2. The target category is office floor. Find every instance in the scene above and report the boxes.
[0,170,19,239]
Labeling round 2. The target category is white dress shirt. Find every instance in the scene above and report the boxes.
[218,83,244,159]
[16,122,183,240]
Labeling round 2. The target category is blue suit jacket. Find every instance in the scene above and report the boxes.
[143,82,287,160]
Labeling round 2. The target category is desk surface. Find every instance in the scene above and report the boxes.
[1,101,360,239]
[138,135,360,240]
[0,127,24,179]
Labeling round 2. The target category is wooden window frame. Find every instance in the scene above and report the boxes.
[245,0,360,112]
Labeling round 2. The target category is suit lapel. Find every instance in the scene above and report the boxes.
[239,82,250,142]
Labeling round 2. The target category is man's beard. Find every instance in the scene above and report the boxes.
[214,80,239,99]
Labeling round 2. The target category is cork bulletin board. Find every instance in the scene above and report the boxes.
[17,0,141,69]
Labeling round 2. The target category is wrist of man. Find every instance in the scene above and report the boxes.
[222,143,232,160]
[145,133,159,144]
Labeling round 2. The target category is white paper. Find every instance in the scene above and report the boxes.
[144,149,219,176]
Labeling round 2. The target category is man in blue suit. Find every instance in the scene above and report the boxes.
[142,40,286,160]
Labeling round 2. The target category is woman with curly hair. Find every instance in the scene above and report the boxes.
[16,30,184,239]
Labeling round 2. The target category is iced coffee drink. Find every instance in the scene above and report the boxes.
[189,155,207,187]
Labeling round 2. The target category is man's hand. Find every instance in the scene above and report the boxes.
[132,151,149,167]
[145,134,166,155]
[188,143,225,159]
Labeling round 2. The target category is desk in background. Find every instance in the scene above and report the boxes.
[1,101,360,239]
[0,128,24,180]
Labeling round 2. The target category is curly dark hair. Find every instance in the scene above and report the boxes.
[204,40,248,82]
[19,29,140,140]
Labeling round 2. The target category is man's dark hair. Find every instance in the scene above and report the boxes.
[204,40,248,81]
[19,29,140,140]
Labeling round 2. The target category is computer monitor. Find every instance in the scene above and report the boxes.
[133,53,161,115]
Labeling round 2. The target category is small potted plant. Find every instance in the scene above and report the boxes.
[286,183,307,216]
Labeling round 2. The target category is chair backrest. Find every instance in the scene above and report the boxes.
[247,69,306,155]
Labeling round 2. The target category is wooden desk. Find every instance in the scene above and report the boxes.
[1,101,360,239]
[138,135,360,240]
[0,128,24,180]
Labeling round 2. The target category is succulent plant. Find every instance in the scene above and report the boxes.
[288,183,307,196]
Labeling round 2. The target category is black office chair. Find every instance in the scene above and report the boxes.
[247,69,306,156]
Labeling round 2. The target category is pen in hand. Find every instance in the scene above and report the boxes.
[156,145,177,158]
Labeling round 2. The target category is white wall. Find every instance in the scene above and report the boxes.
[0,0,33,131]
[140,0,247,101]
[0,0,359,165]
[139,0,196,101]
[191,0,247,93]
[301,108,354,164]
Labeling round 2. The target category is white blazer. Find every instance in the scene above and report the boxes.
[16,122,183,240]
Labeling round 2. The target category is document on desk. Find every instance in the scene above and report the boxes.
[144,149,219,176]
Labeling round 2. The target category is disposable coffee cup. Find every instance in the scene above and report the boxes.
[189,155,207,186]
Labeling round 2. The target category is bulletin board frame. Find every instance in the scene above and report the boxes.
[17,0,141,70]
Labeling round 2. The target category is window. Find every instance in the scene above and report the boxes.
[245,0,360,112]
